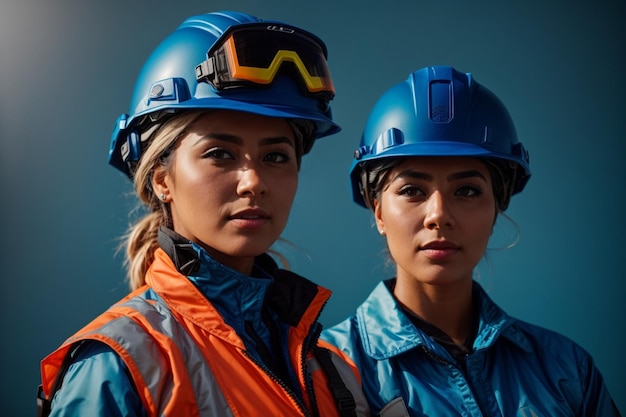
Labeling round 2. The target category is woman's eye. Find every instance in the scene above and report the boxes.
[456,185,483,197]
[397,185,424,197]
[264,151,290,163]
[203,148,233,160]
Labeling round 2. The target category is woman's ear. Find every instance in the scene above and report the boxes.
[373,199,386,236]
[152,165,170,202]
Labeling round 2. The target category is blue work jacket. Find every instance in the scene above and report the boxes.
[323,279,620,417]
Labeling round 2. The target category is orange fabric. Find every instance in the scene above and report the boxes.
[41,249,343,417]
[147,249,341,417]
[40,290,144,397]
[41,298,199,415]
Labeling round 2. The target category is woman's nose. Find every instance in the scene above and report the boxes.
[236,164,268,197]
[423,191,453,229]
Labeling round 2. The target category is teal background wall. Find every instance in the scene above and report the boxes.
[1,0,624,414]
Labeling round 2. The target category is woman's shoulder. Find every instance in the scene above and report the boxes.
[321,281,401,359]
[322,314,361,347]
[49,341,145,417]
[507,317,595,365]
[64,340,129,376]
[475,284,594,362]
[322,281,389,328]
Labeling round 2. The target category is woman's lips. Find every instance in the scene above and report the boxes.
[420,240,460,260]
[229,208,270,229]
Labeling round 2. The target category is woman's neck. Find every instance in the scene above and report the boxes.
[393,276,474,346]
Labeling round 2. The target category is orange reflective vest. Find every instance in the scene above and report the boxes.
[40,248,369,416]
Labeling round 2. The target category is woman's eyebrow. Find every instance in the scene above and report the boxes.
[193,132,242,146]
[392,169,487,182]
[393,170,431,181]
[259,136,295,148]
[193,134,294,148]
[447,170,487,181]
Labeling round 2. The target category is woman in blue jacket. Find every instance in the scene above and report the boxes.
[322,66,621,416]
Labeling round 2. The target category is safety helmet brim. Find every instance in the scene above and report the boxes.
[130,97,339,138]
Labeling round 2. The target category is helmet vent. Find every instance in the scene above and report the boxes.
[429,81,453,123]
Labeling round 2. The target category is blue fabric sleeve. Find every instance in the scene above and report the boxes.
[580,353,622,417]
[49,341,147,417]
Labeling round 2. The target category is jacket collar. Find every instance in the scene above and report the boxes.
[357,279,532,360]
[155,226,327,332]
[472,283,533,353]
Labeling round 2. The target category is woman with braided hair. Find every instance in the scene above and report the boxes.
[38,11,369,417]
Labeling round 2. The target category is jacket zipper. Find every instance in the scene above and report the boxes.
[241,292,328,417]
[243,349,315,417]
[419,344,451,366]
[419,345,484,413]
[301,323,323,417]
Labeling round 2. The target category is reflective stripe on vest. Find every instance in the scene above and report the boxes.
[69,296,233,416]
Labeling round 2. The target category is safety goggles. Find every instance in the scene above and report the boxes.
[195,24,335,98]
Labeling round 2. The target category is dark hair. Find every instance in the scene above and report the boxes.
[480,158,519,211]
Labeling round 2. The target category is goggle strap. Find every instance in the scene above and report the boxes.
[195,59,215,83]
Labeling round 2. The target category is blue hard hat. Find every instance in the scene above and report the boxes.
[350,65,531,207]
[108,11,339,177]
